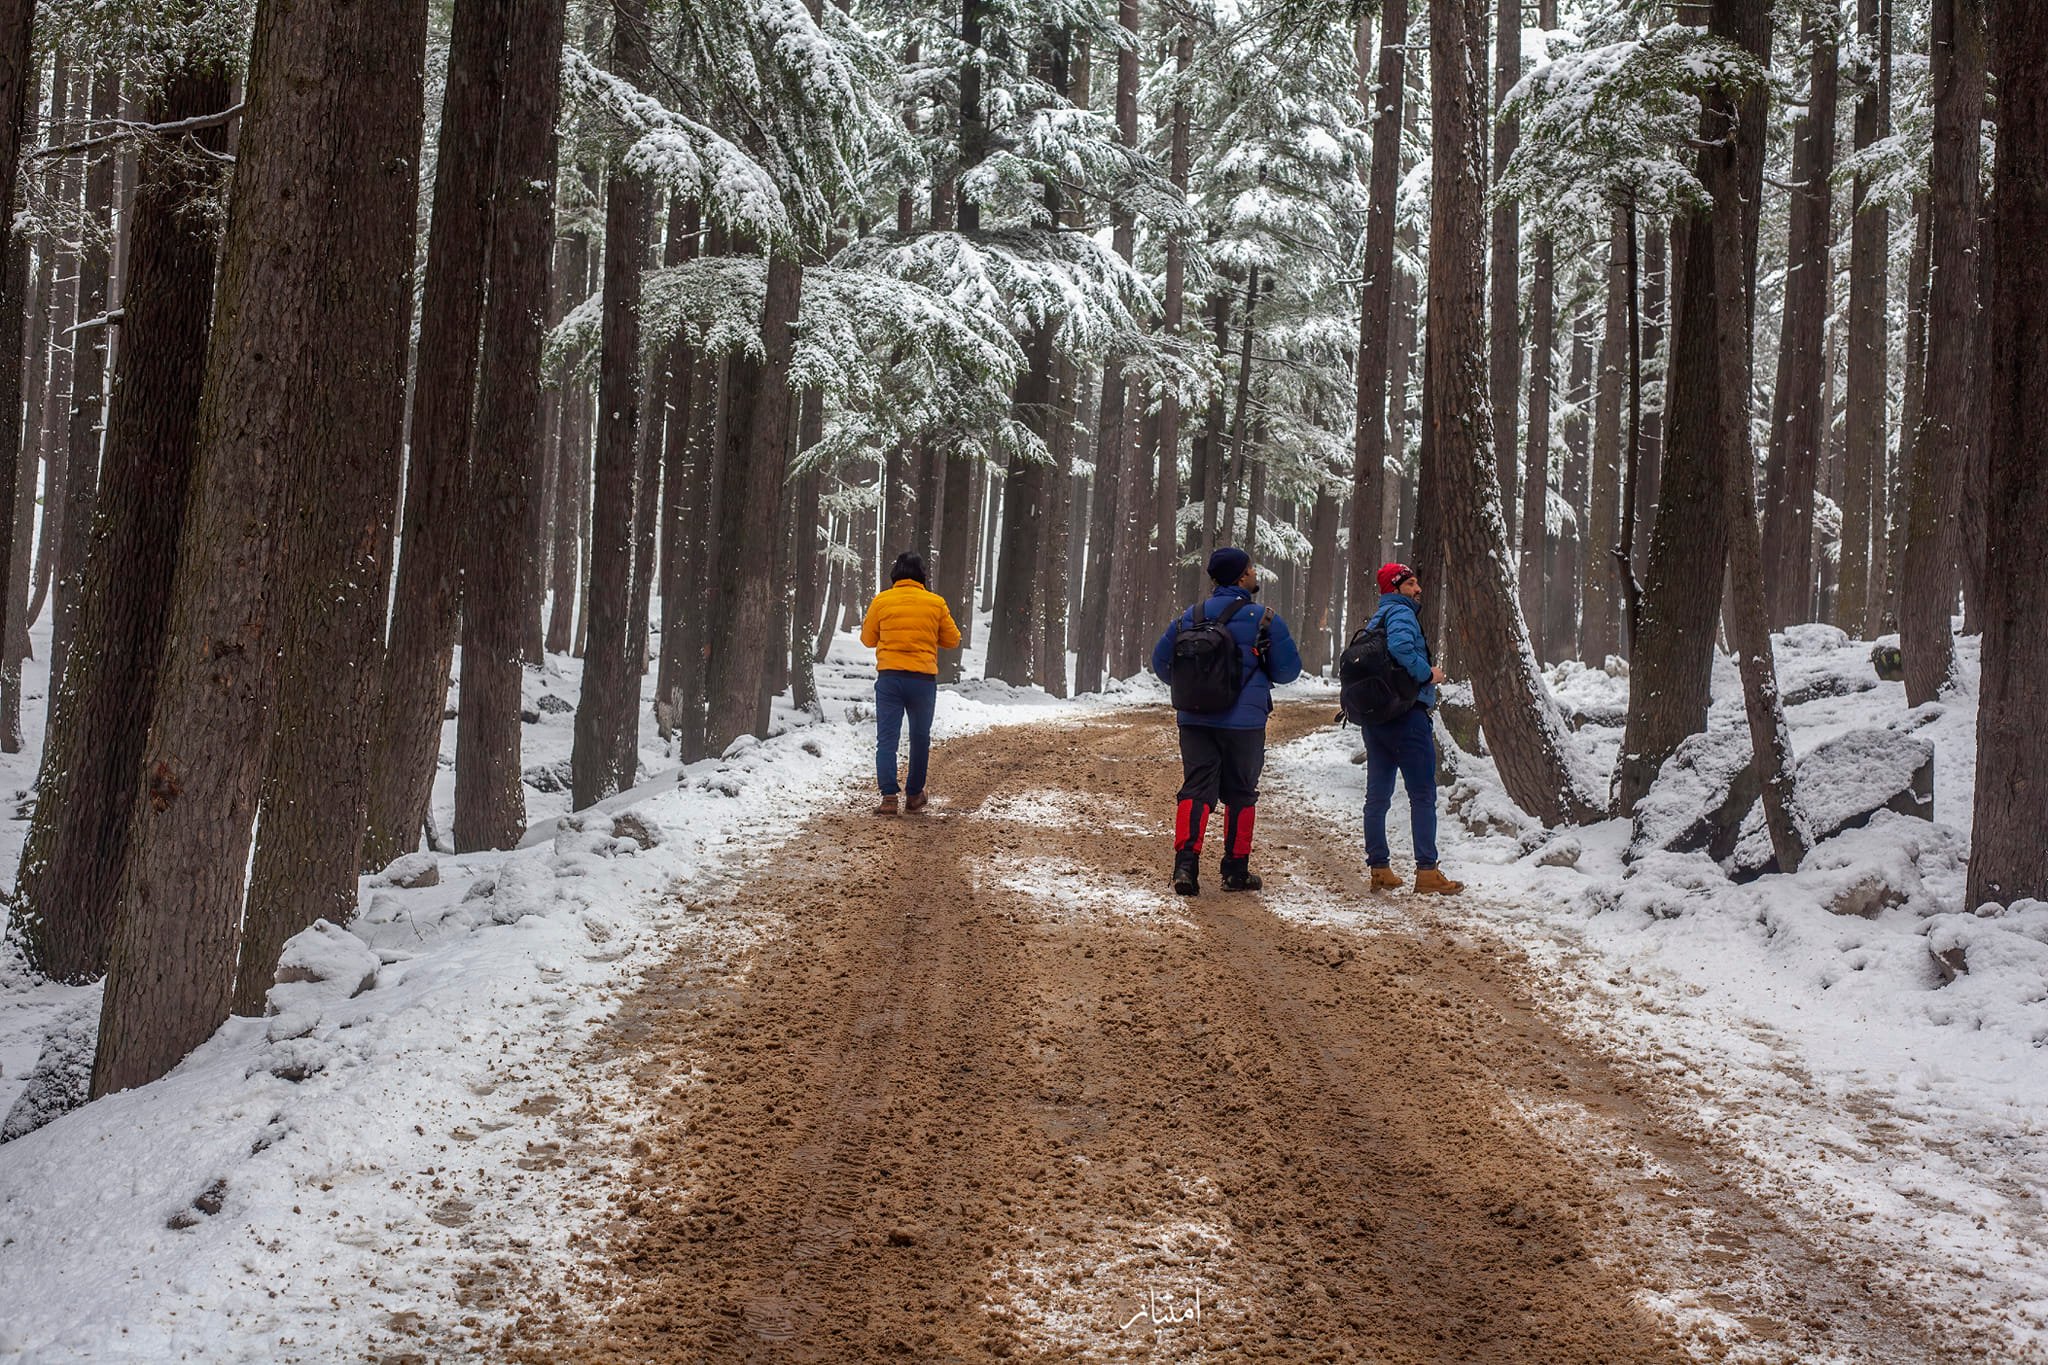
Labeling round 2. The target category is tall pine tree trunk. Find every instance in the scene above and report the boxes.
[96,0,430,1092]
[49,66,119,690]
[454,0,564,852]
[701,253,801,753]
[1969,0,2048,909]
[1759,20,1837,628]
[1428,0,1599,826]
[6,58,230,983]
[0,19,45,754]
[1839,0,1889,639]
[571,0,653,807]
[1582,215,1625,666]
[1520,230,1553,660]
[1489,0,1521,542]
[1348,0,1406,622]
[362,0,511,866]
[1900,0,1984,704]
[234,0,429,1013]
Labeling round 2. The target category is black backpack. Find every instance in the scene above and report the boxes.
[1168,600,1269,714]
[1338,614,1420,726]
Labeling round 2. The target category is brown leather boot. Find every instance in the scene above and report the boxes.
[874,794,899,816]
[1368,865,1402,892]
[904,791,929,813]
[1414,867,1464,894]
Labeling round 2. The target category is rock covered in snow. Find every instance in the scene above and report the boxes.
[1924,901,2048,988]
[1626,725,1760,866]
[271,920,380,998]
[1534,836,1582,869]
[535,691,574,714]
[523,758,573,793]
[1726,726,1934,882]
[0,999,98,1142]
[371,851,440,889]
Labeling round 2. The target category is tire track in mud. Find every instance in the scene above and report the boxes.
[518,705,1952,1364]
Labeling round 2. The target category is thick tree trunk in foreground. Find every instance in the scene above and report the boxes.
[987,325,1056,686]
[1839,0,1889,640]
[1348,0,1406,624]
[7,61,229,983]
[96,0,430,1093]
[235,0,429,1014]
[362,0,511,867]
[702,253,802,754]
[455,0,564,853]
[571,0,652,808]
[1900,0,1984,704]
[1428,0,1599,826]
[1968,0,2048,909]
[1759,21,1837,628]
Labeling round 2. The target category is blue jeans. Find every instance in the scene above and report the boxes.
[1363,704,1439,869]
[875,671,938,796]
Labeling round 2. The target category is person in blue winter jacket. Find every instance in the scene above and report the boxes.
[1362,562,1463,894]
[1151,547,1303,896]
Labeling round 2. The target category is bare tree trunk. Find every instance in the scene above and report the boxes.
[1520,230,1553,661]
[1839,0,1889,640]
[0,29,49,753]
[544,238,587,655]
[1489,0,1521,541]
[28,61,81,648]
[235,0,428,1013]
[1583,214,1625,665]
[49,66,119,690]
[701,252,801,752]
[987,323,1055,685]
[1900,0,1984,704]
[571,0,653,807]
[1151,32,1191,627]
[1708,0,1808,873]
[1638,223,1667,581]
[1759,19,1837,628]
[1969,0,2048,908]
[1428,0,1599,825]
[361,0,510,866]
[1351,0,1407,629]
[7,60,228,984]
[97,0,429,1090]
[454,0,564,853]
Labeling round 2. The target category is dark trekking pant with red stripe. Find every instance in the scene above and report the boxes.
[1174,725,1265,866]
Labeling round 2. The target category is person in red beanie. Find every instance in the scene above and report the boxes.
[1358,563,1462,894]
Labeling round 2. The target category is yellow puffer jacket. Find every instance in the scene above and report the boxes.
[861,579,962,676]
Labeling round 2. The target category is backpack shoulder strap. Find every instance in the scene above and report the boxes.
[1214,598,1248,627]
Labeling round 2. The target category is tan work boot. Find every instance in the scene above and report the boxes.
[874,794,900,816]
[1368,865,1403,892]
[1414,867,1464,894]
[904,791,929,813]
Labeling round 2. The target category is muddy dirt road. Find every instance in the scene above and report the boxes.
[526,706,1943,1363]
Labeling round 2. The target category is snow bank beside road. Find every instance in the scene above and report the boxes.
[0,634,1107,1361]
[1275,627,2048,1356]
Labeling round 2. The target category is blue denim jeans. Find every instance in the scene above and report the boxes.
[875,670,938,796]
[1363,704,1439,869]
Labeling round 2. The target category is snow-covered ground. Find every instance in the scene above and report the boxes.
[0,612,1120,1361]
[2,602,2039,1358]
[1275,626,2048,1356]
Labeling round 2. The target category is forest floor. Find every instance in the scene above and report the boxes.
[489,705,1971,1364]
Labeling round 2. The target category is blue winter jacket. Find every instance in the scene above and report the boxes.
[1370,591,1437,709]
[1151,585,1304,730]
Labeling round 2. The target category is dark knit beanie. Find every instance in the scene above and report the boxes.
[889,551,928,585]
[1207,546,1251,585]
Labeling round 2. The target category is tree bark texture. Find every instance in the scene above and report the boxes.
[455,0,564,853]
[95,0,430,1093]
[6,61,230,983]
[1900,0,1984,704]
[362,0,511,867]
[1428,0,1600,826]
[1839,0,1888,640]
[1582,216,1625,666]
[1348,0,1406,626]
[1969,0,2048,908]
[1489,0,1521,543]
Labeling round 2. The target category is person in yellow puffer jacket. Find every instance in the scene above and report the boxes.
[860,552,962,815]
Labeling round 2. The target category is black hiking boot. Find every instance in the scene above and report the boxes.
[1172,852,1201,897]
[1219,857,1262,893]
